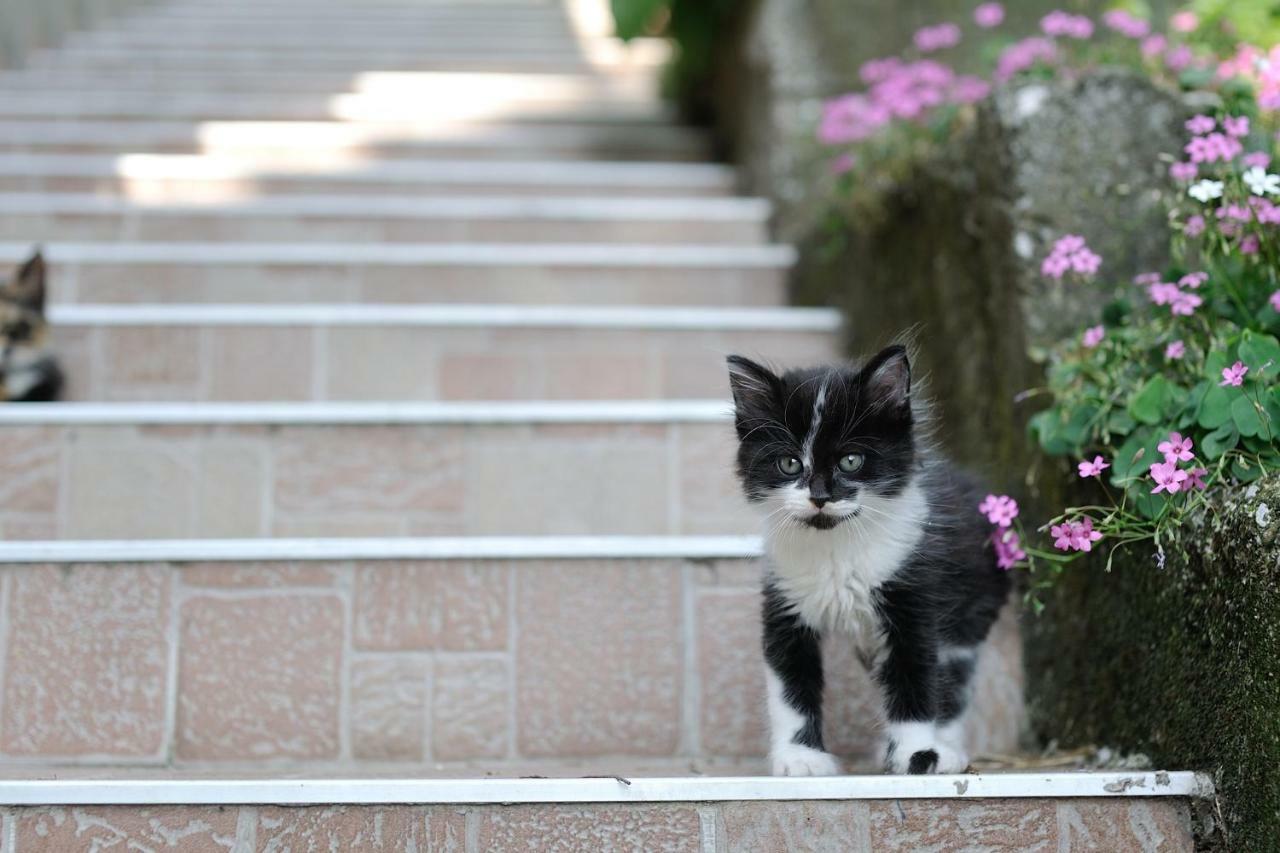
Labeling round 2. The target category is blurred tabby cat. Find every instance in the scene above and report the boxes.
[0,251,62,402]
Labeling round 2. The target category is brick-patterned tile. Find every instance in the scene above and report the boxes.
[1057,800,1193,852]
[517,561,682,756]
[252,805,432,850]
[823,635,884,762]
[2,565,169,756]
[720,802,872,852]
[208,327,313,401]
[438,353,537,401]
[325,327,436,400]
[353,561,508,652]
[14,806,240,852]
[273,426,464,514]
[475,804,702,853]
[177,594,343,760]
[196,443,266,537]
[868,799,1058,851]
[542,353,655,399]
[101,326,201,399]
[351,657,428,762]
[433,657,509,760]
[181,561,339,588]
[65,439,197,538]
[677,423,754,534]
[697,590,766,757]
[0,427,59,514]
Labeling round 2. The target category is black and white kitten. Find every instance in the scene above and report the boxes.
[727,345,1010,776]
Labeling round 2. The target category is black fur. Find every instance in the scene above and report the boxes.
[728,346,1011,775]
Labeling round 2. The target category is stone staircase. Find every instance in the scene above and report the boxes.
[0,0,1203,848]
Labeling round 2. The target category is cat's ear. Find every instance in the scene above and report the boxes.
[727,355,782,434]
[8,250,46,313]
[860,345,911,415]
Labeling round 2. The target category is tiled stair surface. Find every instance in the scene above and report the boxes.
[0,0,1204,848]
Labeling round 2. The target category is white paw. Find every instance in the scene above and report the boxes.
[883,722,970,775]
[771,743,842,777]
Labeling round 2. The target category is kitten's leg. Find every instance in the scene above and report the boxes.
[876,598,970,774]
[762,585,840,777]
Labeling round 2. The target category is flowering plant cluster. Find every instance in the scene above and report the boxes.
[1009,110,1280,604]
[817,3,1279,223]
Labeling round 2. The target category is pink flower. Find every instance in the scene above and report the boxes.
[830,153,857,175]
[1147,281,1180,306]
[1187,467,1209,491]
[1170,290,1203,316]
[1082,325,1105,348]
[1244,152,1272,169]
[1223,115,1250,137]
[1150,460,1189,494]
[1179,272,1208,288]
[1041,10,1094,39]
[860,57,903,84]
[1133,272,1162,285]
[1185,115,1216,135]
[1165,340,1186,360]
[974,2,1004,28]
[914,23,962,52]
[1052,518,1104,552]
[992,529,1025,570]
[1220,361,1249,387]
[978,494,1019,528]
[1102,9,1149,38]
[1241,234,1261,255]
[1169,161,1197,181]
[1165,45,1194,72]
[1184,215,1206,236]
[1042,234,1101,280]
[1270,290,1280,312]
[1140,34,1167,58]
[1185,132,1243,164]
[950,75,992,104]
[1171,11,1198,33]
[996,37,1058,81]
[1051,522,1075,551]
[1158,432,1195,463]
[1077,455,1110,478]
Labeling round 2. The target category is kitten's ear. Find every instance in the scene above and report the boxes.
[10,250,46,312]
[860,345,911,415]
[727,355,782,433]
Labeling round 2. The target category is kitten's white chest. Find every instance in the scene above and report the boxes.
[764,481,926,646]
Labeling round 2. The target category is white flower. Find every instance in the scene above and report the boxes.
[1243,166,1280,196]
[1188,179,1225,203]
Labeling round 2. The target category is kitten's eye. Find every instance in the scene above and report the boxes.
[838,453,864,474]
[777,456,803,476]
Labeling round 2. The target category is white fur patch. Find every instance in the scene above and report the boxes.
[800,374,829,470]
[761,476,927,652]
[764,668,840,777]
[884,720,968,775]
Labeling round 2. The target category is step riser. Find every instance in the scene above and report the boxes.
[1,212,764,245]
[0,558,1021,766]
[0,421,750,539]
[49,323,834,402]
[0,797,1193,852]
[39,263,786,307]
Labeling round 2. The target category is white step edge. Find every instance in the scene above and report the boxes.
[0,400,733,425]
[0,242,797,268]
[0,193,769,222]
[0,154,732,187]
[47,304,839,332]
[0,773,1212,806]
[0,535,762,564]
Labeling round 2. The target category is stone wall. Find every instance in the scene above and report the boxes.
[0,0,152,69]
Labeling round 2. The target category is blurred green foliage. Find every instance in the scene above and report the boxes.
[609,0,738,109]
[1189,0,1280,52]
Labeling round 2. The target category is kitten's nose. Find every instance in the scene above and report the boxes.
[809,496,828,509]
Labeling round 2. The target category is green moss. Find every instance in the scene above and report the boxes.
[1026,474,1280,851]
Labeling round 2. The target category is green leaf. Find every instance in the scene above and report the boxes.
[611,0,668,39]
[1232,456,1264,483]
[1232,394,1266,438]
[1238,330,1280,374]
[1105,408,1136,439]
[1202,423,1239,460]
[1111,427,1157,482]
[1129,376,1170,425]
[1198,385,1234,429]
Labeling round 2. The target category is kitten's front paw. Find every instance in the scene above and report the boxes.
[884,742,969,775]
[771,743,842,777]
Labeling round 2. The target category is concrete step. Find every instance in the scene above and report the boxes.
[0,193,767,244]
[0,537,1021,768]
[0,401,755,538]
[0,119,709,162]
[0,773,1202,851]
[48,304,838,402]
[0,69,657,101]
[2,242,792,306]
[0,155,735,199]
[0,91,671,123]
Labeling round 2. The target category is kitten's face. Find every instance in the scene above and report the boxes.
[727,346,916,531]
[0,252,52,401]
